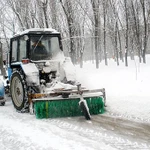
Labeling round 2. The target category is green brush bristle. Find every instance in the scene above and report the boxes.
[34,96,105,119]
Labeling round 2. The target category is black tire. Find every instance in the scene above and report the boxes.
[10,71,28,112]
[1,102,5,106]
[79,100,91,120]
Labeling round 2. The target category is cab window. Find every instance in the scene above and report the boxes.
[11,40,17,62]
[18,38,27,61]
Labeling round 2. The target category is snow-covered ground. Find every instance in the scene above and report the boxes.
[76,56,150,123]
[0,55,150,150]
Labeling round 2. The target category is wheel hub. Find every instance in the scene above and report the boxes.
[16,87,21,95]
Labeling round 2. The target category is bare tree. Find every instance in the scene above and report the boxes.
[102,0,108,65]
[129,0,142,62]
[140,0,148,63]
[59,0,81,64]
[37,0,49,28]
[124,0,129,66]
[49,0,59,30]
[6,0,26,30]
[108,0,122,65]
[91,0,101,68]
[1,0,150,67]
[0,41,6,76]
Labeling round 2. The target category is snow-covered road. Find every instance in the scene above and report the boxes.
[0,98,150,150]
[1,56,150,150]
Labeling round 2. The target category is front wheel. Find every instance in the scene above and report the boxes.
[10,71,28,112]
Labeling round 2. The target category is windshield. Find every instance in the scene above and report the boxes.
[30,35,62,61]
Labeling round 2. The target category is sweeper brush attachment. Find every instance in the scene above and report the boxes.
[33,87,106,120]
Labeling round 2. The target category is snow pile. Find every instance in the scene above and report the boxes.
[44,81,77,93]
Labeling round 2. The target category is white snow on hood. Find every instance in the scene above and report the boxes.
[21,63,40,86]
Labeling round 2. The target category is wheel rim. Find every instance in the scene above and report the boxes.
[11,76,24,107]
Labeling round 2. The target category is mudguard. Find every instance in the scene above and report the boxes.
[9,62,40,86]
[21,63,40,86]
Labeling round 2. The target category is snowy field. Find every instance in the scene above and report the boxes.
[0,55,150,150]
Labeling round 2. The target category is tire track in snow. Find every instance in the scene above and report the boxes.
[92,115,150,149]
[106,110,150,124]
[0,111,111,150]
[48,116,150,150]
[0,127,48,150]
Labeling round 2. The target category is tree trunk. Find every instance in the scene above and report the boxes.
[60,0,77,64]
[131,0,141,63]
[118,29,124,62]
[0,42,6,77]
[140,0,147,63]
[80,52,83,68]
[42,0,49,28]
[115,22,119,66]
[103,0,108,66]
[124,0,128,67]
[91,0,101,68]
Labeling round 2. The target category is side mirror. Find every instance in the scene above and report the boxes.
[24,35,29,41]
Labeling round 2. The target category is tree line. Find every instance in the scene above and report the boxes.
[0,0,150,68]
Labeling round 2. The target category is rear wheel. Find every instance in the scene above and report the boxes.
[10,71,28,112]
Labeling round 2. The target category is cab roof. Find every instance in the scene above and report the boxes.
[13,28,60,38]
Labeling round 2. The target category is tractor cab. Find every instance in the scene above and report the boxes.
[9,28,63,65]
